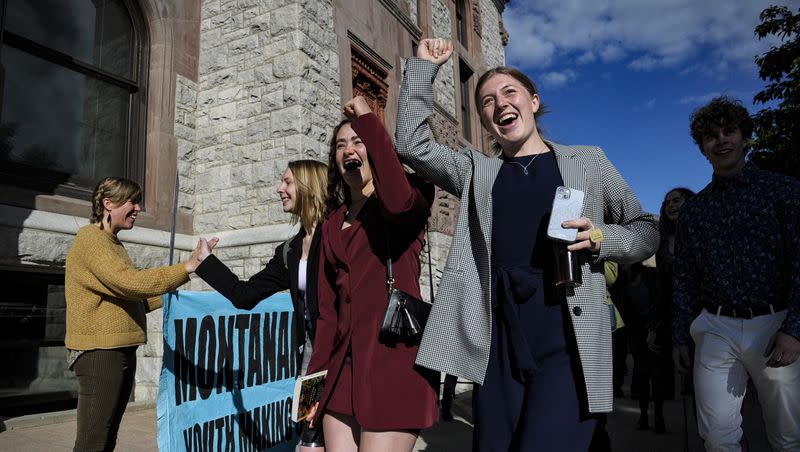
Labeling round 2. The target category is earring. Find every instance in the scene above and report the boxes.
[106,214,112,224]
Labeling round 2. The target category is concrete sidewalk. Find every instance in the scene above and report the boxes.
[0,387,770,451]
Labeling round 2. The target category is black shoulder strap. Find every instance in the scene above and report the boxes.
[385,223,435,301]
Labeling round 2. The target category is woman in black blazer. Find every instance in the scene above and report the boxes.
[194,159,328,449]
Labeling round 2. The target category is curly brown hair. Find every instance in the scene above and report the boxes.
[689,96,753,152]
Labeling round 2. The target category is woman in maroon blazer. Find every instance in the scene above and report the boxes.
[306,96,439,451]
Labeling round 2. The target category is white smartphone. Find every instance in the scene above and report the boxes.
[547,186,585,243]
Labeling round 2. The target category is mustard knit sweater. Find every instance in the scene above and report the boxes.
[65,224,189,350]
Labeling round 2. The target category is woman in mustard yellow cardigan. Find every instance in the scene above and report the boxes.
[65,176,214,451]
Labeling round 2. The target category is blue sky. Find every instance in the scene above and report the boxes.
[503,0,799,214]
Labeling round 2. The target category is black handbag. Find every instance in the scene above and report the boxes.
[379,232,434,344]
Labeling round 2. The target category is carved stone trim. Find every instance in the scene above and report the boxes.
[492,0,509,12]
[471,0,482,37]
[500,15,509,46]
[433,102,458,126]
[347,31,392,74]
[351,46,389,123]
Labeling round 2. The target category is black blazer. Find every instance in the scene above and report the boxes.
[195,227,322,349]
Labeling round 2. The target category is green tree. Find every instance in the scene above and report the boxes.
[750,5,800,178]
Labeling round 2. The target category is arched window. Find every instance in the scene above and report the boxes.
[0,0,148,199]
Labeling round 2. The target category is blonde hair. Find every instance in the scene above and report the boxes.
[91,177,142,230]
[287,160,328,232]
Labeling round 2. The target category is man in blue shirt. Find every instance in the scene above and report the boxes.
[672,96,800,452]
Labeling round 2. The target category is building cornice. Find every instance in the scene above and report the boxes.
[493,0,509,12]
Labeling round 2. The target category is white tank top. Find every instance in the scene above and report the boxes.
[298,259,309,321]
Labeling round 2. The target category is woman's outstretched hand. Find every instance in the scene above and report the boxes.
[185,237,219,273]
[417,38,453,65]
[343,96,372,120]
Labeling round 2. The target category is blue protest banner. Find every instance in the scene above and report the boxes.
[157,291,299,452]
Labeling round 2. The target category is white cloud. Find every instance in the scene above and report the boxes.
[503,0,793,77]
[678,90,756,106]
[629,55,660,71]
[540,69,577,88]
[577,51,596,64]
[600,45,625,63]
[679,92,722,105]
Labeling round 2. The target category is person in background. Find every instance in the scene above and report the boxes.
[194,159,328,450]
[65,176,210,452]
[306,96,438,452]
[673,96,800,451]
[606,259,629,400]
[642,188,695,433]
[623,260,667,433]
[396,38,659,451]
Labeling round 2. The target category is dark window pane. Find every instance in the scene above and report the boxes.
[1,45,129,188]
[0,270,77,417]
[456,0,468,48]
[460,60,473,141]
[6,0,134,79]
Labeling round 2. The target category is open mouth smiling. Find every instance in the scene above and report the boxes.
[497,112,518,127]
[343,158,362,171]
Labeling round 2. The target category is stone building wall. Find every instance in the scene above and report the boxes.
[185,0,341,291]
[192,0,340,235]
[0,0,511,408]
[480,0,506,69]
[430,0,456,118]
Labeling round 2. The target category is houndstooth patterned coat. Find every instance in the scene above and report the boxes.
[395,59,659,413]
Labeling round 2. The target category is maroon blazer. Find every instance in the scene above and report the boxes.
[307,113,438,430]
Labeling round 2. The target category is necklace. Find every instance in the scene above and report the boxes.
[508,153,541,175]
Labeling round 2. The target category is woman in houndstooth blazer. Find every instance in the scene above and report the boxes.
[395,39,659,451]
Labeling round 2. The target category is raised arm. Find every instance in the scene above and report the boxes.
[395,39,471,196]
[344,98,432,223]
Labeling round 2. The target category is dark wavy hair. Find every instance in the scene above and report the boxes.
[325,119,352,215]
[689,96,753,153]
[658,187,695,242]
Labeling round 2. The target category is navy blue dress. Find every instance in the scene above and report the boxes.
[472,151,597,452]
